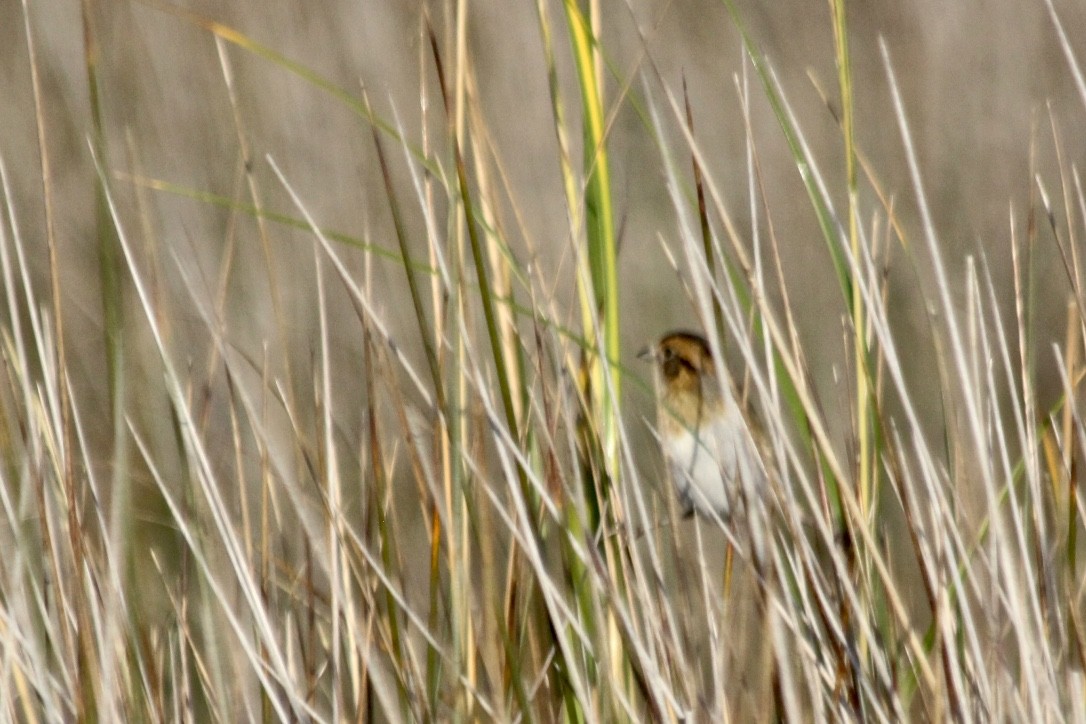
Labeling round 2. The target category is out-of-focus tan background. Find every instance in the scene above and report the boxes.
[3,0,1084,446]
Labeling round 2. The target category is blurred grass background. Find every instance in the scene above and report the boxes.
[4,0,1082,411]
[3,0,1086,720]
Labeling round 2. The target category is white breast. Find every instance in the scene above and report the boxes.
[664,404,766,519]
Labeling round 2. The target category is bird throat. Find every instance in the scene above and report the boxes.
[661,368,722,436]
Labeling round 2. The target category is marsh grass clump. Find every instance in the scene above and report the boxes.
[2,0,1086,720]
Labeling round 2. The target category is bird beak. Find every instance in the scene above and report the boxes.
[637,345,653,361]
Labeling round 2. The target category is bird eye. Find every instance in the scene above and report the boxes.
[661,346,683,379]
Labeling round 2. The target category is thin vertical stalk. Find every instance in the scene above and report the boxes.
[828,0,871,519]
[564,0,620,474]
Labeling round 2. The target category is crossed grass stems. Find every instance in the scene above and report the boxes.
[4,0,1086,720]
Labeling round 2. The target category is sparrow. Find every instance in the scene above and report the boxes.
[639,330,768,521]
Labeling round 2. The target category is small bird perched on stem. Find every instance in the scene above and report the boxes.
[639,330,768,523]
[642,331,779,719]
